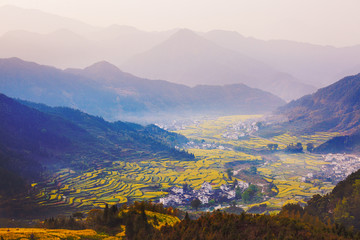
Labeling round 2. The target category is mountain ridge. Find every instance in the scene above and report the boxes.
[279,73,360,134]
[121,29,316,101]
[0,57,285,122]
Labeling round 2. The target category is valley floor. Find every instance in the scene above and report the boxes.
[29,115,359,213]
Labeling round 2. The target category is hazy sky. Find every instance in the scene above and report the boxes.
[1,0,360,47]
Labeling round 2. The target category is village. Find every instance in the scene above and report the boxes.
[155,119,201,131]
[159,180,250,207]
[221,121,261,140]
[316,153,360,183]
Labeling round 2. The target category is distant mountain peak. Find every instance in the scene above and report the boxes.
[174,28,197,35]
[84,61,122,74]
[0,4,98,36]
[0,4,26,11]
[206,29,245,37]
[0,57,40,69]
[144,27,218,55]
[168,28,203,41]
[106,24,141,34]
[71,61,138,84]
[158,28,210,48]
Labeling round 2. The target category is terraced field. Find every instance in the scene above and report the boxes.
[33,115,341,211]
[257,153,333,208]
[146,210,180,229]
[34,154,254,210]
[175,115,341,209]
[270,132,340,149]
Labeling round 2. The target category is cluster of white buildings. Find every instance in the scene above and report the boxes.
[222,121,260,140]
[185,141,233,151]
[155,119,200,131]
[320,153,360,183]
[159,180,250,206]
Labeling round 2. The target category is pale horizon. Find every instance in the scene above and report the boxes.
[1,0,360,47]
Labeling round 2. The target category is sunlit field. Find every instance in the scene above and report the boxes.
[175,115,340,209]
[33,115,340,211]
[0,228,120,240]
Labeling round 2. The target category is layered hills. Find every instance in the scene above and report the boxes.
[0,92,190,197]
[0,57,285,122]
[121,29,315,101]
[2,6,360,102]
[204,30,360,88]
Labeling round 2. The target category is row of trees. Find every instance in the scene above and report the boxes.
[42,199,359,239]
[157,206,354,239]
[41,169,360,239]
[267,142,315,153]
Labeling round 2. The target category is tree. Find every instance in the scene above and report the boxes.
[242,185,259,203]
[285,142,303,153]
[249,166,257,175]
[273,144,278,151]
[191,198,201,211]
[184,212,190,221]
[226,168,233,180]
[296,142,303,149]
[103,203,109,222]
[235,186,242,199]
[233,179,238,188]
[306,143,314,152]
[125,215,135,239]
[86,209,103,227]
[267,143,278,151]
[183,182,189,192]
[72,212,84,219]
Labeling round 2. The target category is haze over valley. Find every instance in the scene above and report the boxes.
[2,2,360,239]
[1,5,360,102]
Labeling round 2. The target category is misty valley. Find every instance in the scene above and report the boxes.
[2,4,360,240]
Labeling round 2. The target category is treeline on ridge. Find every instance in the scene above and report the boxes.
[40,168,360,239]
[41,200,355,240]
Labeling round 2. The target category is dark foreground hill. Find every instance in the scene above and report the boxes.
[0,57,285,122]
[0,93,191,198]
[304,168,360,232]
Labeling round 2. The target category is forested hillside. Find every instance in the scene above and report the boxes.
[0,93,192,198]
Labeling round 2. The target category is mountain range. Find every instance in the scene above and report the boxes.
[1,5,358,101]
[121,29,316,101]
[2,5,360,102]
[203,30,360,88]
[0,57,285,122]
